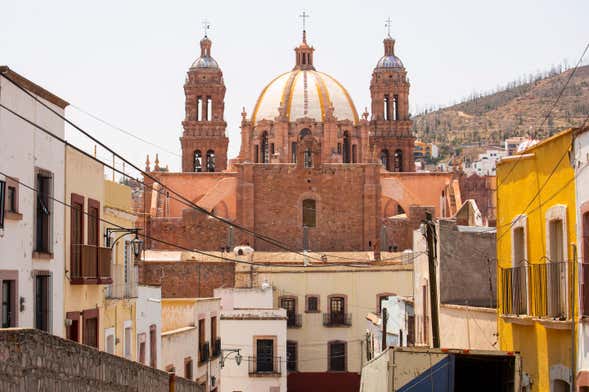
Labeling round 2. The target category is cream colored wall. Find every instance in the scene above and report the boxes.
[162,299,197,332]
[64,147,106,348]
[359,349,390,392]
[162,327,199,376]
[439,304,497,350]
[254,265,413,373]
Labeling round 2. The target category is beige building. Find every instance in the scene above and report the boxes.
[161,297,221,391]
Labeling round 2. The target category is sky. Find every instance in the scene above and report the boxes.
[1,0,588,173]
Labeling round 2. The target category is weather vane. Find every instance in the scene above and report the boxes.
[299,11,310,31]
[202,19,211,37]
[385,17,392,37]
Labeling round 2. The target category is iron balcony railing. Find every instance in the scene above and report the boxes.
[248,356,282,376]
[500,261,570,320]
[287,313,302,328]
[199,341,210,364]
[212,338,221,358]
[322,312,352,327]
[70,244,112,284]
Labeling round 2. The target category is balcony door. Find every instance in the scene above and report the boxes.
[330,296,345,324]
[71,194,84,278]
[281,298,296,326]
[256,339,274,372]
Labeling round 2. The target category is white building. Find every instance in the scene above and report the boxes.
[466,147,507,176]
[136,284,162,370]
[215,287,288,392]
[0,66,68,335]
[573,126,589,389]
[161,297,221,391]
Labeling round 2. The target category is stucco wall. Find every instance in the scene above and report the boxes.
[214,286,273,310]
[0,328,201,392]
[439,304,497,350]
[0,75,66,336]
[136,285,162,369]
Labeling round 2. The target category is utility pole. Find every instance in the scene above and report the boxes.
[382,307,388,352]
[424,211,440,348]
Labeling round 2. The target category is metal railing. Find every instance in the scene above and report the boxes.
[212,338,221,358]
[199,342,210,364]
[287,313,302,328]
[248,356,282,375]
[500,261,570,319]
[105,263,138,299]
[322,312,352,327]
[70,244,112,284]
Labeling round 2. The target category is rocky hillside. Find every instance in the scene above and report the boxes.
[413,65,589,151]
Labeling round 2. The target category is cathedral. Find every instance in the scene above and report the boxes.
[142,28,458,252]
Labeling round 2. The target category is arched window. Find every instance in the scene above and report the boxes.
[197,96,203,121]
[342,131,351,163]
[193,150,202,172]
[206,150,215,172]
[393,149,403,172]
[302,199,316,228]
[261,131,269,163]
[304,148,313,168]
[352,145,357,163]
[299,128,312,140]
[380,149,389,170]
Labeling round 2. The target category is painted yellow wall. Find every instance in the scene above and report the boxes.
[496,129,577,391]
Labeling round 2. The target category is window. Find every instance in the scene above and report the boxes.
[35,170,53,253]
[306,295,319,312]
[124,324,132,359]
[199,318,209,363]
[138,333,146,364]
[0,180,4,229]
[287,341,297,372]
[255,145,259,163]
[206,97,212,121]
[105,329,115,354]
[291,142,297,163]
[206,150,216,172]
[302,199,316,228]
[88,199,100,246]
[546,208,567,318]
[380,150,389,170]
[1,278,15,328]
[328,341,346,371]
[325,295,348,326]
[393,149,403,172]
[83,309,99,348]
[184,357,193,380]
[280,297,297,327]
[261,131,269,163]
[352,145,357,163]
[342,131,351,163]
[304,148,313,168]
[5,176,19,215]
[35,273,51,332]
[150,324,157,368]
[549,219,564,262]
[513,227,525,264]
[384,95,390,121]
[211,316,217,345]
[270,143,275,156]
[393,94,399,120]
[197,96,203,121]
[66,312,80,342]
[194,150,202,172]
[70,194,84,279]
[256,339,274,372]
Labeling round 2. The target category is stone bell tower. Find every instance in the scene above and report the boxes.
[369,32,415,172]
[180,34,229,172]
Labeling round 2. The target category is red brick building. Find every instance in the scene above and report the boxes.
[141,30,459,252]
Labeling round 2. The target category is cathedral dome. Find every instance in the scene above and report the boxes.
[190,36,219,69]
[251,69,359,124]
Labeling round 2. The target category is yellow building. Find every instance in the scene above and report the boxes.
[103,179,138,360]
[496,129,577,391]
[64,147,138,361]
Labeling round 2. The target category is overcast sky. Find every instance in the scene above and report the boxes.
[1,0,588,172]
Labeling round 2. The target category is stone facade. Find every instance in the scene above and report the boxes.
[0,328,200,392]
[138,260,234,298]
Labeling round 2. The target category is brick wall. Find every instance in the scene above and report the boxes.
[382,205,434,251]
[0,328,201,392]
[138,261,235,298]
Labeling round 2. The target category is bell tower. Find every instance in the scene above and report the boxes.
[180,34,229,172]
[369,26,415,172]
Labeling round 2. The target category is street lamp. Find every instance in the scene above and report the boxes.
[219,349,242,368]
[104,227,143,257]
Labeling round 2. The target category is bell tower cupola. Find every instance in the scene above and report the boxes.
[180,29,229,172]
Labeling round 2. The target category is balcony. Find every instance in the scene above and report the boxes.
[199,341,210,364]
[500,261,570,320]
[70,244,112,284]
[287,313,302,328]
[212,338,221,358]
[105,263,138,299]
[248,356,282,376]
[322,312,352,327]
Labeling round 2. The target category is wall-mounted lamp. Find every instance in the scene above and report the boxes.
[219,348,242,368]
[104,227,143,258]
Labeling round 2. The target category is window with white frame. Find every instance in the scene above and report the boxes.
[545,205,568,319]
[506,215,528,315]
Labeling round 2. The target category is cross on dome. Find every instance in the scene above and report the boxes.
[202,19,211,38]
[385,17,392,38]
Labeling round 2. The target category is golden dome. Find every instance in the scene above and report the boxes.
[251,69,359,125]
